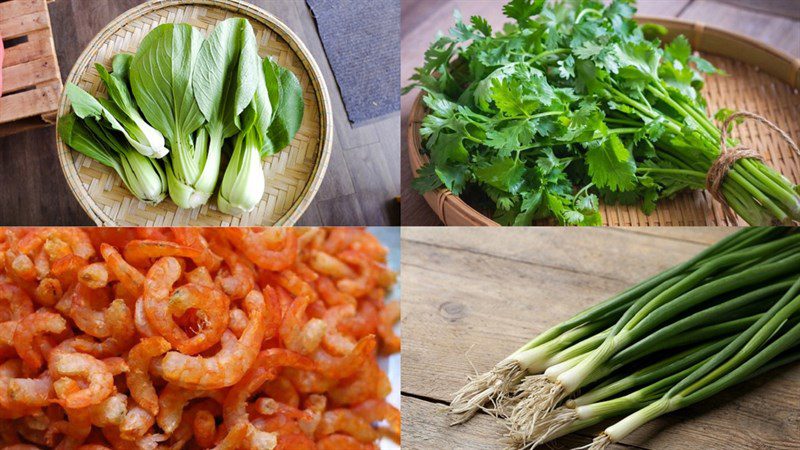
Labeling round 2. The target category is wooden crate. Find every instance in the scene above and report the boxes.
[0,0,61,137]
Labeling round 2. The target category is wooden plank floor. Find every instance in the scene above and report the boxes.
[401,228,800,449]
[400,0,800,225]
[0,0,400,226]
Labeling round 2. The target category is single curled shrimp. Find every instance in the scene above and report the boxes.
[119,405,155,440]
[77,262,110,290]
[86,393,128,427]
[316,276,358,307]
[156,383,222,435]
[261,376,301,409]
[100,244,144,300]
[161,289,267,390]
[0,283,34,321]
[309,251,356,279]
[127,336,171,416]
[0,371,52,412]
[34,277,62,307]
[69,299,136,357]
[352,399,401,442]
[143,257,230,354]
[315,409,379,443]
[328,358,389,407]
[172,228,222,272]
[44,228,95,260]
[322,304,357,356]
[57,283,113,339]
[168,283,230,354]
[314,335,377,380]
[123,240,205,268]
[49,351,114,409]
[14,309,67,373]
[209,235,255,300]
[225,228,297,271]
[280,295,326,355]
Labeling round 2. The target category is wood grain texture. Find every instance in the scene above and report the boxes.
[401,228,800,449]
[0,0,400,226]
[400,0,800,226]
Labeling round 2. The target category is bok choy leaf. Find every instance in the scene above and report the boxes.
[65,82,167,159]
[94,55,168,158]
[218,104,265,215]
[261,57,304,156]
[191,18,261,209]
[130,23,207,208]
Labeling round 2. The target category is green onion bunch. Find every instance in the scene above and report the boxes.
[447,228,800,449]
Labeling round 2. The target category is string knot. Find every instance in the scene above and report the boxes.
[705,111,799,224]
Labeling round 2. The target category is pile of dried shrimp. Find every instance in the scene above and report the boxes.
[0,228,400,449]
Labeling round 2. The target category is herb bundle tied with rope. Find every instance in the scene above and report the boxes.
[405,0,800,226]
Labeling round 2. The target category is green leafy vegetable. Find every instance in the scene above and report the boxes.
[66,81,167,159]
[261,57,304,156]
[60,19,307,214]
[406,0,800,225]
[218,104,265,215]
[130,23,207,208]
[189,18,260,207]
[58,112,167,204]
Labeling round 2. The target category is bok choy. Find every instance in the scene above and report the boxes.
[189,17,261,209]
[65,82,167,159]
[130,23,208,208]
[58,113,167,204]
[60,18,305,213]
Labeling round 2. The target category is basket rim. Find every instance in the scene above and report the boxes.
[406,16,800,226]
[55,0,334,226]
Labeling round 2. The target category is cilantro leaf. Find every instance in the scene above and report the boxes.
[503,0,545,25]
[585,134,637,191]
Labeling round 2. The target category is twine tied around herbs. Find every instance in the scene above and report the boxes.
[705,111,800,224]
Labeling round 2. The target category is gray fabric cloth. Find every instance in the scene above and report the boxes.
[306,0,400,124]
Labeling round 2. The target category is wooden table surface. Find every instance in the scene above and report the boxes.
[0,0,400,226]
[401,228,800,449]
[401,0,800,225]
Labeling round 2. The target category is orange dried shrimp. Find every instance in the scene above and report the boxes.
[0,228,400,449]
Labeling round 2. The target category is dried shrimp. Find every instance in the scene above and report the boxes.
[0,228,399,449]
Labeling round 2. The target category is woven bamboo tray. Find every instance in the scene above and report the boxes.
[55,0,333,226]
[407,17,800,226]
[0,0,61,137]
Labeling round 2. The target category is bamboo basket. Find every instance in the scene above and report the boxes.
[406,17,800,226]
[0,0,61,137]
[55,0,333,226]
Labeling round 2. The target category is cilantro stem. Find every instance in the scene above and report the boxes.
[726,170,787,221]
[499,111,564,122]
[648,84,719,140]
[605,117,642,127]
[529,48,571,63]
[636,167,706,180]
[576,8,603,23]
[609,128,641,135]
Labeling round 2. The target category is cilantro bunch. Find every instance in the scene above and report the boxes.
[405,0,800,225]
